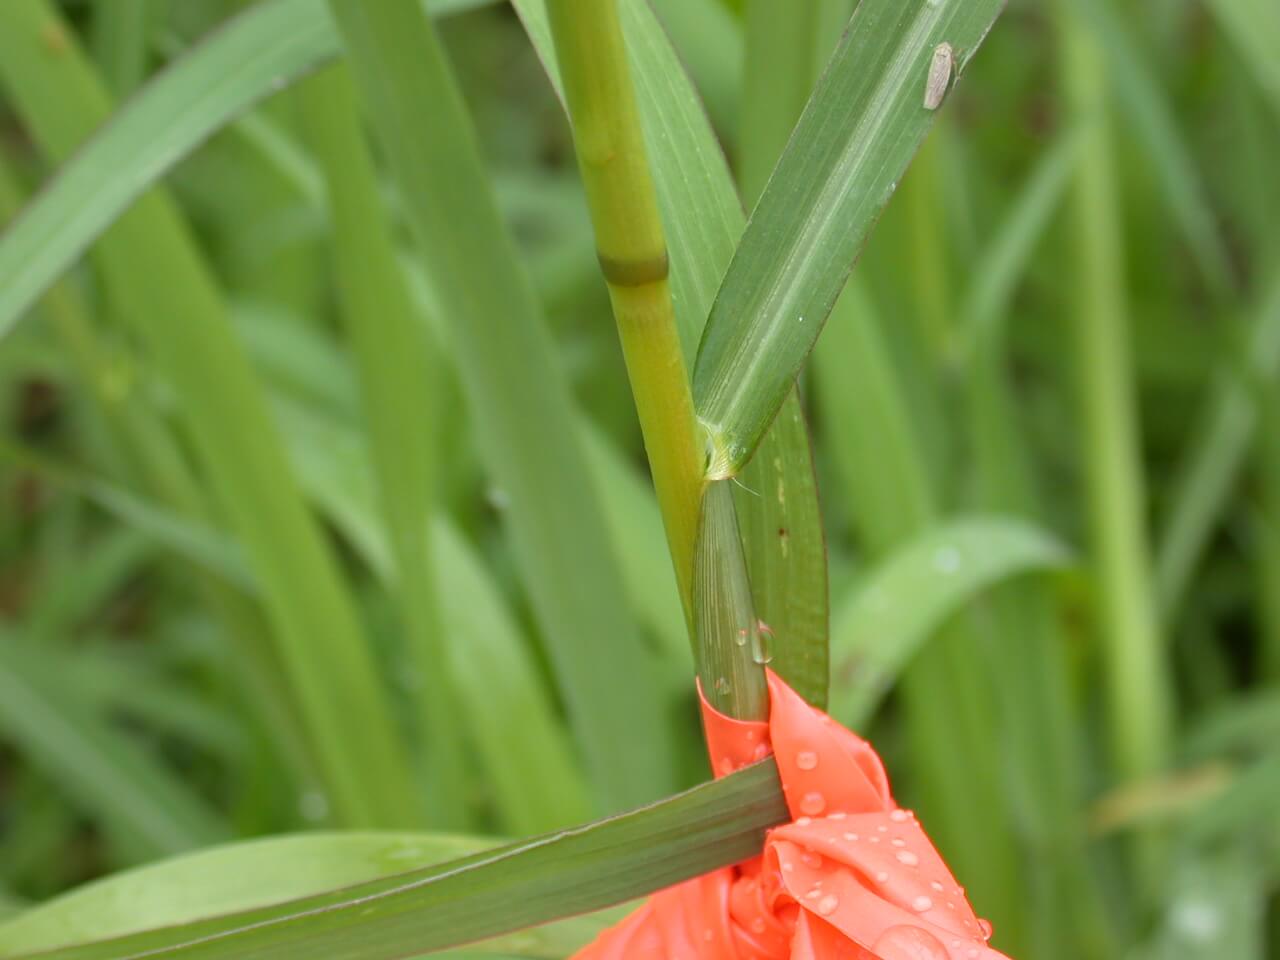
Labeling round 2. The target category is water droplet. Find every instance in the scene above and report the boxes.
[896,851,919,866]
[1171,900,1220,943]
[977,918,993,940]
[796,816,812,826]
[889,809,910,822]
[752,621,774,664]
[869,835,880,843]
[798,314,806,323]
[912,895,934,913]
[817,894,839,916]
[876,871,890,883]
[843,832,859,841]
[734,626,749,647]
[800,791,826,815]
[796,750,818,770]
[891,837,906,847]
[829,811,846,820]
[930,881,945,892]
[298,790,329,822]
[877,825,889,832]
[714,676,731,695]
[753,743,771,760]
[933,545,961,574]
[805,887,822,899]
[801,852,823,868]
[782,862,795,872]
[873,925,948,960]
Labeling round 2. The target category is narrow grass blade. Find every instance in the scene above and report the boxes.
[1057,0,1172,874]
[1205,0,1280,119]
[0,635,229,861]
[828,517,1071,727]
[1076,0,1235,297]
[433,521,593,835]
[1,761,787,960]
[738,0,819,207]
[956,125,1082,362]
[0,832,621,959]
[647,0,741,141]
[0,0,486,341]
[0,0,416,827]
[329,0,672,809]
[1155,271,1280,621]
[694,482,770,719]
[268,399,594,836]
[693,0,1007,476]
[297,63,467,827]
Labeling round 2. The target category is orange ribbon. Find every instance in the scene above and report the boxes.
[572,671,1012,960]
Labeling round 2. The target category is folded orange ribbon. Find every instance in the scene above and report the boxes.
[572,671,1012,960]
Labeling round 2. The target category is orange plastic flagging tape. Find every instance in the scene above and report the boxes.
[572,671,1012,960]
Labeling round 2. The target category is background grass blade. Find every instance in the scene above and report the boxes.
[1057,0,1173,877]
[1,761,787,960]
[297,63,467,827]
[693,0,1006,476]
[828,517,1071,727]
[0,0,416,828]
[0,0,483,342]
[0,635,229,861]
[328,0,673,810]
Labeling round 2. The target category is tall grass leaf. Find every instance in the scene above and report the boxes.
[693,0,1007,476]
[828,517,1071,726]
[0,832,622,959]
[0,761,787,960]
[0,0,488,341]
[1057,0,1173,873]
[329,0,672,810]
[1155,270,1280,620]
[298,63,467,827]
[647,0,742,141]
[957,125,1081,362]
[0,634,229,861]
[270,399,593,835]
[0,0,417,828]
[1075,0,1235,297]
[433,521,593,835]
[1204,0,1280,119]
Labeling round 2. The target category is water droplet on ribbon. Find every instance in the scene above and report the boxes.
[896,850,919,866]
[796,750,818,770]
[889,809,910,822]
[872,926,948,960]
[817,894,839,916]
[977,918,993,940]
[911,895,934,913]
[800,791,826,815]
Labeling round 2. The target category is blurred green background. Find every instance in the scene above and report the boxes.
[1,0,1278,957]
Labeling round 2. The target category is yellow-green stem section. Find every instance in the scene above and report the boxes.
[546,0,704,616]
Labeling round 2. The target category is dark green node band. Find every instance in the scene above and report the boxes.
[597,249,669,287]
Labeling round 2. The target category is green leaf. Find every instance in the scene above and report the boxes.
[828,517,1071,727]
[0,0,417,827]
[692,0,1006,475]
[1205,0,1280,120]
[0,634,230,862]
[0,0,486,342]
[0,761,786,960]
[298,62,468,827]
[329,0,673,810]
[0,832,624,959]
[1155,270,1280,621]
